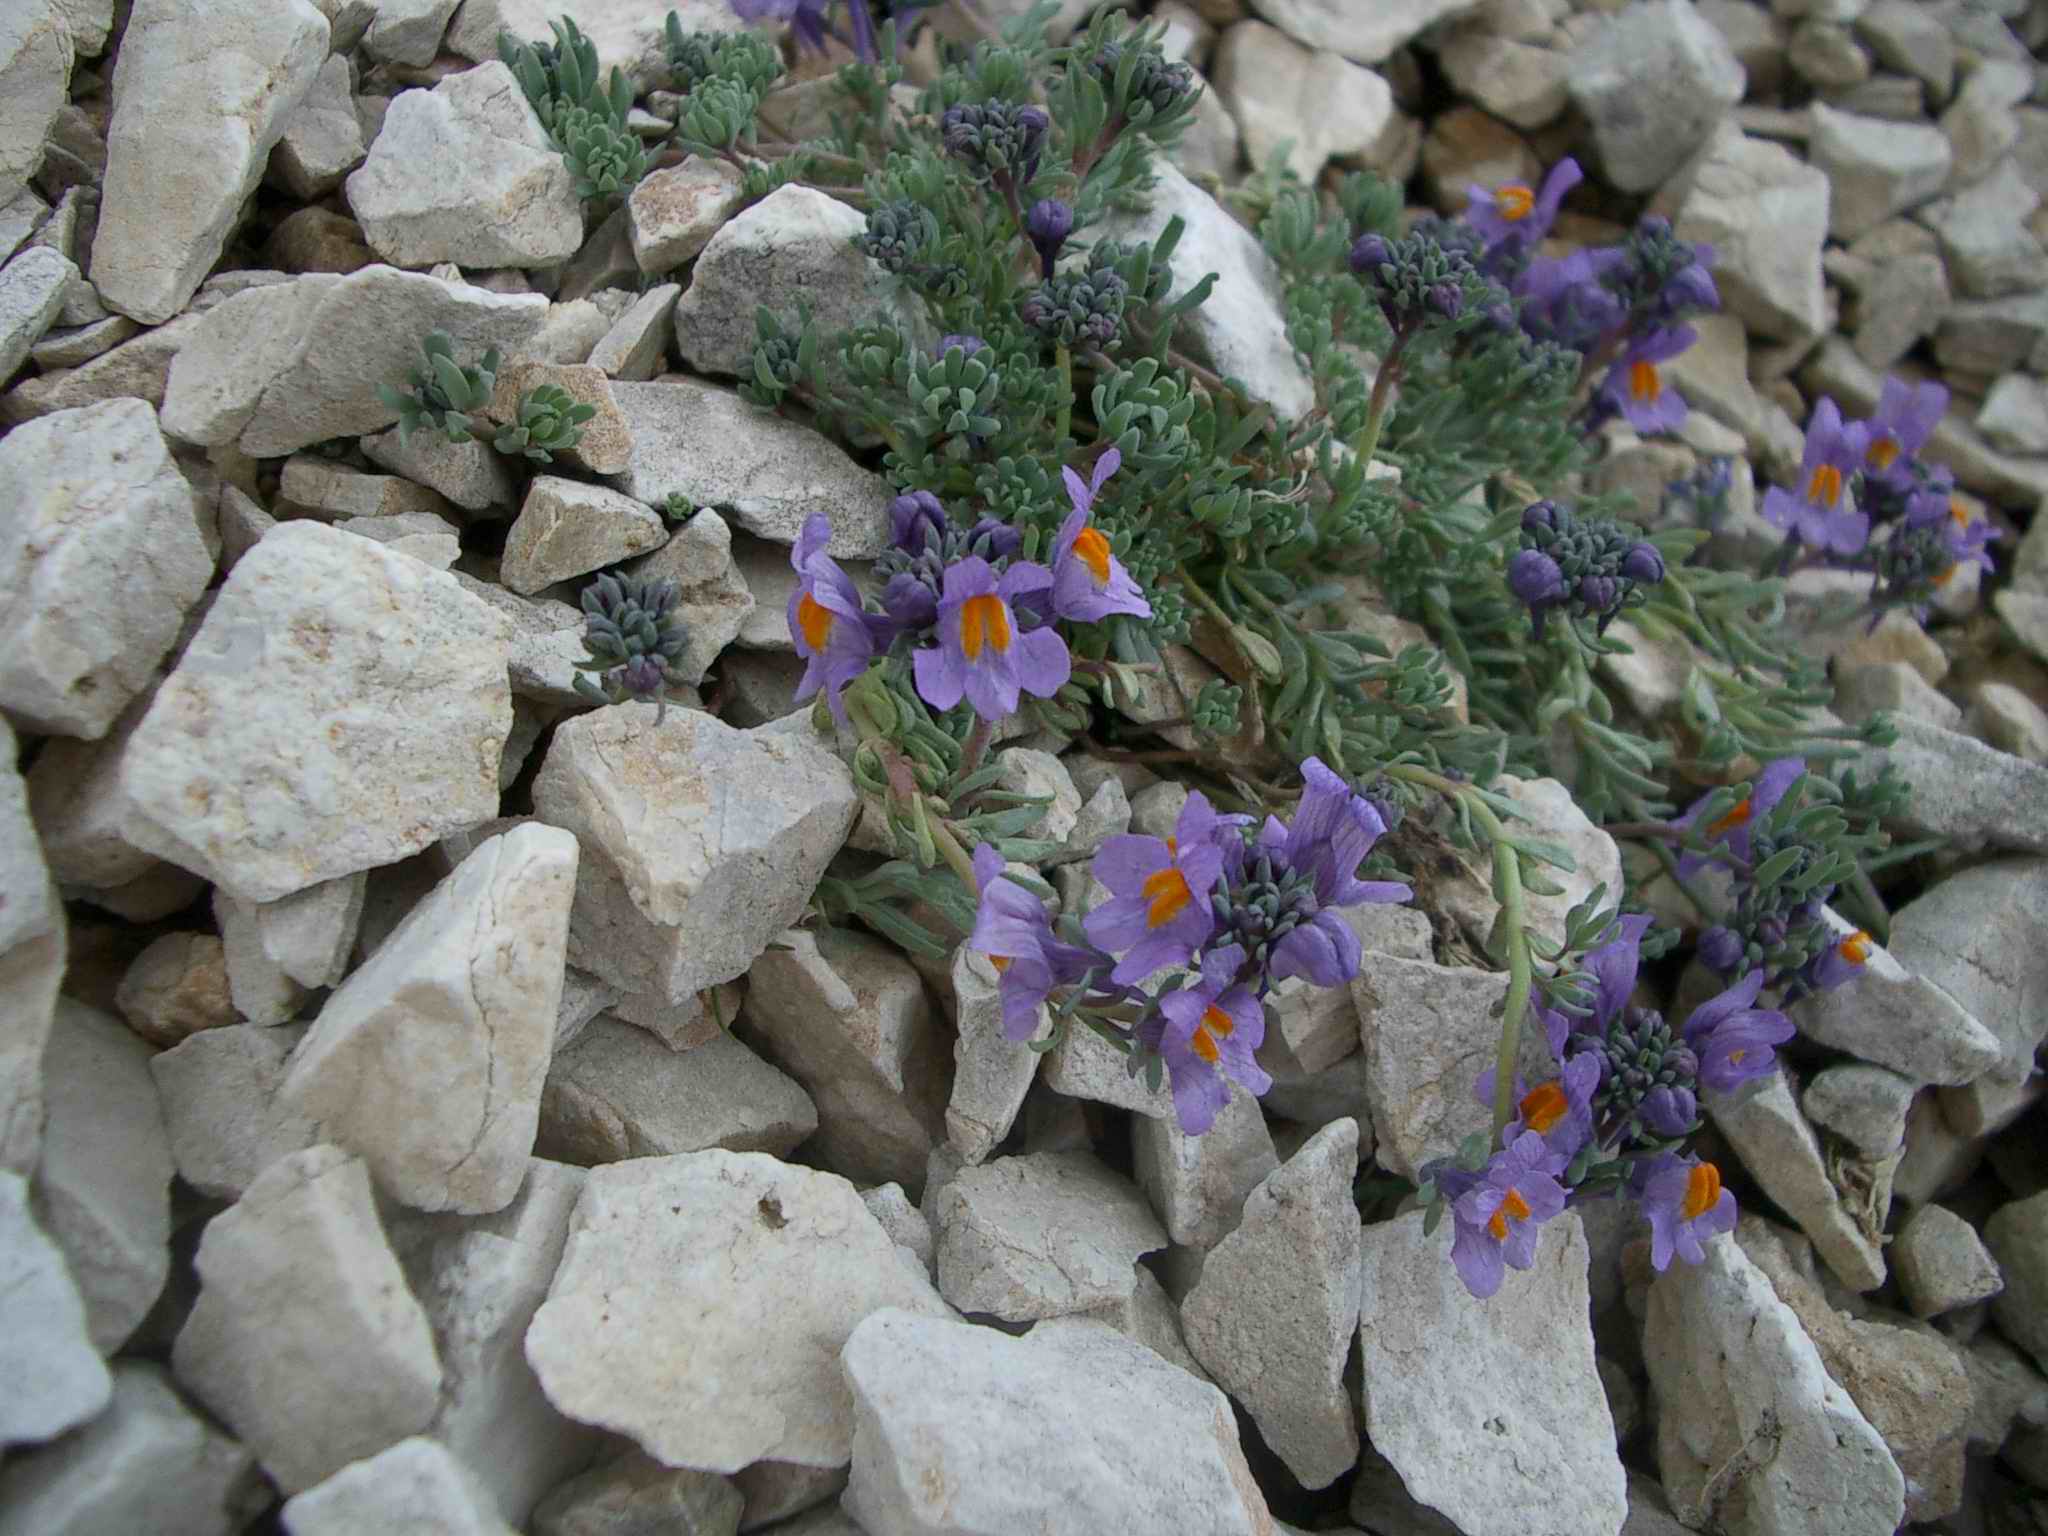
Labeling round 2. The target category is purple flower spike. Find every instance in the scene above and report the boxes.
[1084,793,1227,985]
[1465,158,1582,248]
[1149,944,1272,1134]
[967,844,1104,1039]
[911,557,1070,722]
[1639,1154,1737,1270]
[788,514,875,726]
[1862,376,1947,481]
[1672,757,1803,880]
[1052,448,1151,623]
[1599,327,1694,435]
[1761,397,1871,554]
[1680,970,1795,1095]
[1450,1131,1569,1300]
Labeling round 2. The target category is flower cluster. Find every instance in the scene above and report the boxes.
[1348,229,1488,336]
[970,759,1411,1134]
[1456,160,1718,438]
[1020,248,1130,349]
[1506,500,1665,637]
[1761,378,1997,616]
[1423,914,1788,1297]
[941,100,1050,189]
[791,450,1151,726]
[571,573,691,718]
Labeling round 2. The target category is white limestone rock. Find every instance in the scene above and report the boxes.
[532,706,857,1005]
[364,0,462,67]
[1895,1203,2005,1319]
[500,477,667,595]
[0,1170,110,1448]
[280,824,575,1215]
[1093,160,1316,423]
[861,1181,935,1279]
[347,63,582,269]
[629,156,747,273]
[674,185,929,377]
[1130,1086,1278,1251]
[1567,0,1745,194]
[524,1150,952,1471]
[362,420,524,513]
[1212,21,1399,184]
[277,455,454,522]
[0,398,211,740]
[1986,1192,2048,1371]
[223,873,366,1010]
[0,2,72,204]
[840,1309,1275,1536]
[1708,1066,1886,1290]
[621,505,756,687]
[1888,859,2048,1094]
[0,1361,259,1536]
[0,719,64,1177]
[336,509,460,569]
[932,1150,1167,1322]
[93,0,329,324]
[1854,713,2048,852]
[151,1024,321,1201]
[536,1017,818,1164]
[1182,1119,1362,1490]
[608,379,891,558]
[158,275,344,449]
[1654,124,1829,343]
[1923,156,2048,300]
[272,55,366,200]
[1644,1233,1905,1536]
[1358,1210,1626,1536]
[282,1437,516,1536]
[1791,904,2001,1084]
[121,522,513,904]
[1437,26,1571,131]
[746,927,949,1194]
[0,245,75,381]
[1243,0,1480,63]
[530,1451,744,1536]
[38,1001,172,1355]
[388,1161,599,1524]
[944,946,1040,1165]
[444,0,737,89]
[172,1146,443,1494]
[587,281,679,380]
[1802,1062,1914,1157]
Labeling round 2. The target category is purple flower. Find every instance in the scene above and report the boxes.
[1263,759,1411,986]
[1146,944,1272,1135]
[1465,158,1581,248]
[1348,232,1391,276]
[1598,327,1693,434]
[1905,487,1998,587]
[911,557,1070,722]
[1697,925,1745,975]
[1659,257,1719,319]
[1052,448,1151,623]
[1672,758,1804,879]
[788,514,875,726]
[1557,911,1655,1057]
[1861,376,1946,482]
[1084,792,1228,985]
[936,333,987,359]
[967,844,1103,1038]
[1516,246,1627,352]
[1762,398,1871,554]
[1450,1131,1569,1300]
[888,490,947,553]
[1681,970,1794,1095]
[1474,1049,1602,1163]
[1801,926,1871,994]
[1621,542,1665,585]
[730,0,830,52]
[1507,548,1568,611]
[1638,1154,1736,1270]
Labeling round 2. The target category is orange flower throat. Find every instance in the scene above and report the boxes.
[958,594,1012,661]
[1867,436,1899,470]
[1487,1188,1533,1241]
[1807,463,1844,509]
[1072,526,1113,586]
[1191,1003,1236,1064]
[1496,184,1535,221]
[1705,797,1753,839]
[1519,1081,1569,1135]
[1838,930,1871,966]
[1141,867,1193,929]
[1629,360,1662,403]
[796,593,834,651]
[1681,1162,1722,1222]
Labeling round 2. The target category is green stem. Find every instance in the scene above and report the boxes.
[929,814,982,895]
[1055,344,1072,445]
[1349,332,1408,469]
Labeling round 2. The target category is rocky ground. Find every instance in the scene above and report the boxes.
[2,0,2048,1534]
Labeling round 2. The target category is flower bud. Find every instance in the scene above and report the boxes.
[1428,282,1463,321]
[1621,542,1666,585]
[1521,500,1561,536]
[1348,233,1391,276]
[1662,261,1719,317]
[1507,548,1568,607]
[1026,197,1075,277]
[1697,926,1744,975]
[1576,573,1619,611]
[887,491,947,553]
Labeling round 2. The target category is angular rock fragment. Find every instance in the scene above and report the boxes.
[1182,1119,1361,1489]
[944,946,1039,1164]
[1567,0,1745,193]
[281,824,576,1215]
[530,1450,743,1536]
[537,1017,817,1165]
[931,1150,1166,1321]
[115,932,235,1046]
[151,1024,320,1201]
[629,156,746,272]
[38,1001,172,1354]
[1888,860,2048,1097]
[1358,1210,1625,1536]
[622,506,756,687]
[840,1310,1274,1535]
[272,54,366,200]
[1894,1203,2005,1320]
[0,1170,110,1448]
[500,478,667,595]
[282,1438,515,1536]
[1986,1191,2048,1372]
[1130,1086,1277,1251]
[532,707,856,1004]
[173,1146,443,1494]
[93,0,330,323]
[0,398,212,740]
[525,1150,951,1471]
[0,719,64,1175]
[122,522,513,904]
